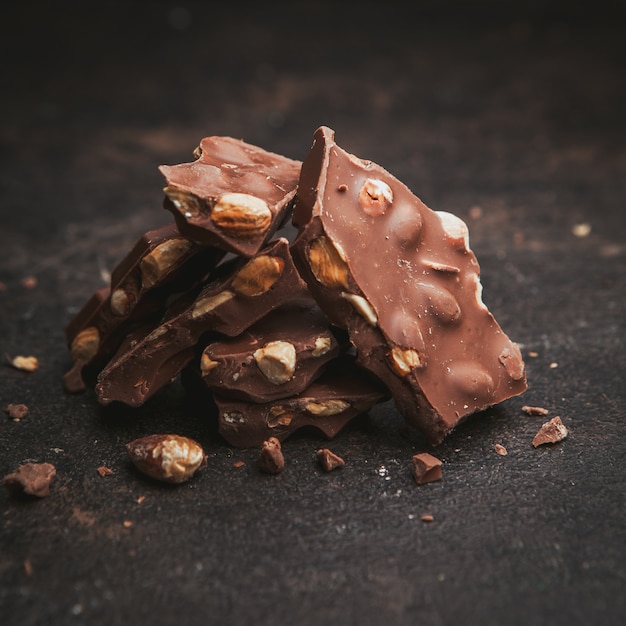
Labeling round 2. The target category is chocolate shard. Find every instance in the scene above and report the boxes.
[211,356,390,448]
[159,136,301,258]
[197,297,343,403]
[95,238,307,407]
[291,126,527,444]
[63,222,224,393]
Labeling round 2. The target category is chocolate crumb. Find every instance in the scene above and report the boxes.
[316,448,345,472]
[5,403,29,421]
[3,462,56,498]
[411,452,442,485]
[258,437,285,474]
[96,466,114,477]
[522,405,549,416]
[532,416,568,447]
[233,460,245,468]
[421,514,435,523]
[494,443,508,456]
[23,559,33,576]
[21,275,37,289]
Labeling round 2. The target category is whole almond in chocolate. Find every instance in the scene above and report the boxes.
[197,298,342,403]
[159,136,301,258]
[292,126,527,444]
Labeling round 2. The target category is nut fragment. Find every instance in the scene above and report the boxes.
[126,434,207,484]
[316,448,345,472]
[231,255,284,296]
[10,355,40,372]
[532,416,568,447]
[200,351,220,374]
[254,341,297,385]
[192,290,235,318]
[258,437,285,474]
[307,236,350,289]
[358,178,393,216]
[70,327,100,362]
[164,186,203,218]
[3,462,56,498]
[341,292,378,326]
[390,346,425,376]
[494,444,508,456]
[304,399,350,416]
[110,288,136,316]
[312,336,332,357]
[140,238,193,288]
[411,452,442,485]
[211,192,272,239]
[522,405,549,416]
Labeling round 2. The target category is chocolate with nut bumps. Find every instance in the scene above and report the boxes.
[197,297,343,403]
[160,136,301,258]
[210,356,389,448]
[63,222,224,393]
[95,237,307,407]
[291,126,527,444]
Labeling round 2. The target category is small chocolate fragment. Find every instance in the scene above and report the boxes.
[211,357,389,448]
[126,434,207,483]
[96,238,306,407]
[532,416,568,447]
[411,452,443,485]
[258,437,285,474]
[292,126,527,444]
[160,136,301,257]
[63,223,224,392]
[316,448,345,472]
[5,403,29,421]
[3,462,56,498]
[198,298,342,403]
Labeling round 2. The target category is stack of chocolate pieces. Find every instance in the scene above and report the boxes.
[64,127,526,447]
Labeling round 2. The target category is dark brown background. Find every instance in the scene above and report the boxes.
[1,2,625,625]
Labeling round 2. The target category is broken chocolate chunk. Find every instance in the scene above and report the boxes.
[258,437,285,474]
[209,356,389,448]
[316,448,345,472]
[411,452,442,485]
[95,238,307,407]
[532,416,568,447]
[291,126,527,444]
[197,297,342,403]
[3,462,56,498]
[63,222,224,392]
[160,136,301,257]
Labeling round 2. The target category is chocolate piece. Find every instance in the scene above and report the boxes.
[316,448,345,472]
[212,357,389,448]
[3,462,56,498]
[63,223,224,393]
[160,136,301,257]
[258,437,285,474]
[198,298,342,403]
[95,238,307,407]
[5,403,29,421]
[411,452,443,485]
[292,126,527,444]
[532,416,568,447]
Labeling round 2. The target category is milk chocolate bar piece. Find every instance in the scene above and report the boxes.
[95,238,307,407]
[291,126,527,444]
[198,298,342,403]
[212,357,389,448]
[159,136,301,258]
[63,223,224,392]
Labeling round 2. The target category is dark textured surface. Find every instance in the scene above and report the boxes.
[1,2,625,625]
